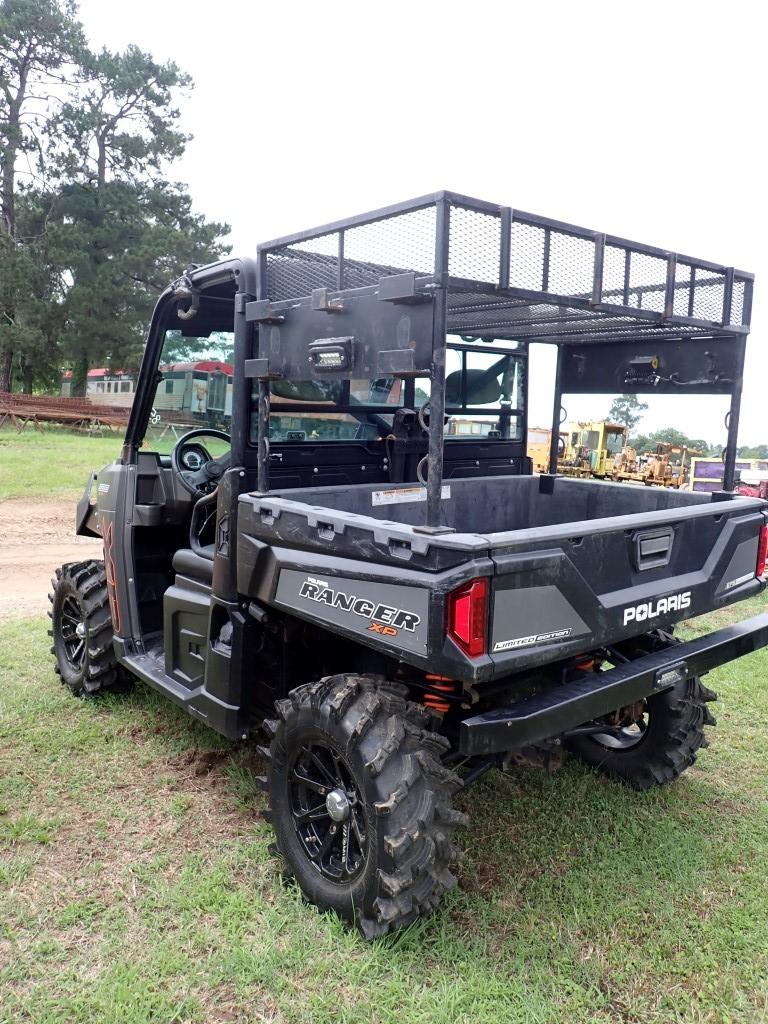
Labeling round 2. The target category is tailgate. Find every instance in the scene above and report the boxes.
[487,498,767,673]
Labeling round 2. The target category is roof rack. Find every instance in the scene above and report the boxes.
[251,193,754,525]
[257,191,752,345]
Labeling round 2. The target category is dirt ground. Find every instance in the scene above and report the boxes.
[0,497,101,618]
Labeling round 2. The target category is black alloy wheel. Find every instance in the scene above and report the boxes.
[589,707,649,750]
[260,674,468,939]
[49,561,128,697]
[288,739,368,883]
[59,593,87,673]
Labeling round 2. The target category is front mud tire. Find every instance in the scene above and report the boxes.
[261,674,468,939]
[49,560,129,698]
[567,674,717,790]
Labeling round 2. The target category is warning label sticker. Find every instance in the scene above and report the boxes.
[372,485,451,507]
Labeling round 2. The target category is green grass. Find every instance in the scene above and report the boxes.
[0,428,121,500]
[1,600,767,1023]
[0,427,227,501]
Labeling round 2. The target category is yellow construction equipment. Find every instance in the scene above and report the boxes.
[558,420,627,478]
[609,445,640,478]
[608,441,701,487]
[527,423,701,489]
[641,442,700,488]
[526,426,565,472]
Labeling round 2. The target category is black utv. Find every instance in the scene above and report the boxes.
[50,192,768,938]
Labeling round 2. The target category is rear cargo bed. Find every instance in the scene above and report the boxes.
[238,476,766,681]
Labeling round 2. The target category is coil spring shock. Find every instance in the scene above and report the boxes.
[573,655,603,676]
[423,674,460,713]
[574,657,596,672]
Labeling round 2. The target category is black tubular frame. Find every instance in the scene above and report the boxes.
[254,192,754,525]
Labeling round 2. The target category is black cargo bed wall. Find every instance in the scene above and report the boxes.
[269,476,710,534]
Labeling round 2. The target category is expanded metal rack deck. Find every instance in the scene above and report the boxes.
[257,191,753,345]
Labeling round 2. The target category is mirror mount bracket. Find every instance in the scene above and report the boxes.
[244,358,283,382]
[245,300,286,324]
[311,288,344,313]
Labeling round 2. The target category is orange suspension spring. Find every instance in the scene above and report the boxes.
[423,675,460,714]
[574,655,602,673]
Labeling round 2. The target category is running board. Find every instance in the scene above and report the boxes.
[122,652,243,739]
[460,611,768,756]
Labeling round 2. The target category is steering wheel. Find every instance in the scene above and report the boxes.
[171,428,232,498]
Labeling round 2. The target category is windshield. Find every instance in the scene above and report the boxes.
[139,329,234,452]
[606,430,625,455]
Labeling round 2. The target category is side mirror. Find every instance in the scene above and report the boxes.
[445,368,503,406]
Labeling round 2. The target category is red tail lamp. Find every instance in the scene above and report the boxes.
[447,578,489,658]
[757,524,768,578]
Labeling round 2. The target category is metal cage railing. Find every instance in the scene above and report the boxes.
[258,191,752,344]
[252,192,754,525]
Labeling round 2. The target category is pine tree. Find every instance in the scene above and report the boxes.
[608,394,648,433]
[2,9,228,396]
[49,44,228,394]
[0,0,84,391]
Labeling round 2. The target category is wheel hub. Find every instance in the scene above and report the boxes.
[325,788,350,822]
[289,741,367,882]
[59,594,87,672]
[592,699,649,750]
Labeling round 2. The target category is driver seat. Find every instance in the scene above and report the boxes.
[172,546,214,585]
[171,490,218,586]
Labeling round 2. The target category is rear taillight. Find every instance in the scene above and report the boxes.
[757,524,768,578]
[447,578,489,658]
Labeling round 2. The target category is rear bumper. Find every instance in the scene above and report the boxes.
[460,611,768,755]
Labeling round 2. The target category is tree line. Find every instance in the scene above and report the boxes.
[0,0,228,396]
[607,394,759,458]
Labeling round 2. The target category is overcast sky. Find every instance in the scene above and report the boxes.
[77,0,766,446]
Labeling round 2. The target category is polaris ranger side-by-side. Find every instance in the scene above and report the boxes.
[51,193,768,938]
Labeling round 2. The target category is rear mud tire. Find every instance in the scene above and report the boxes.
[262,674,468,939]
[567,674,717,791]
[49,560,130,698]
